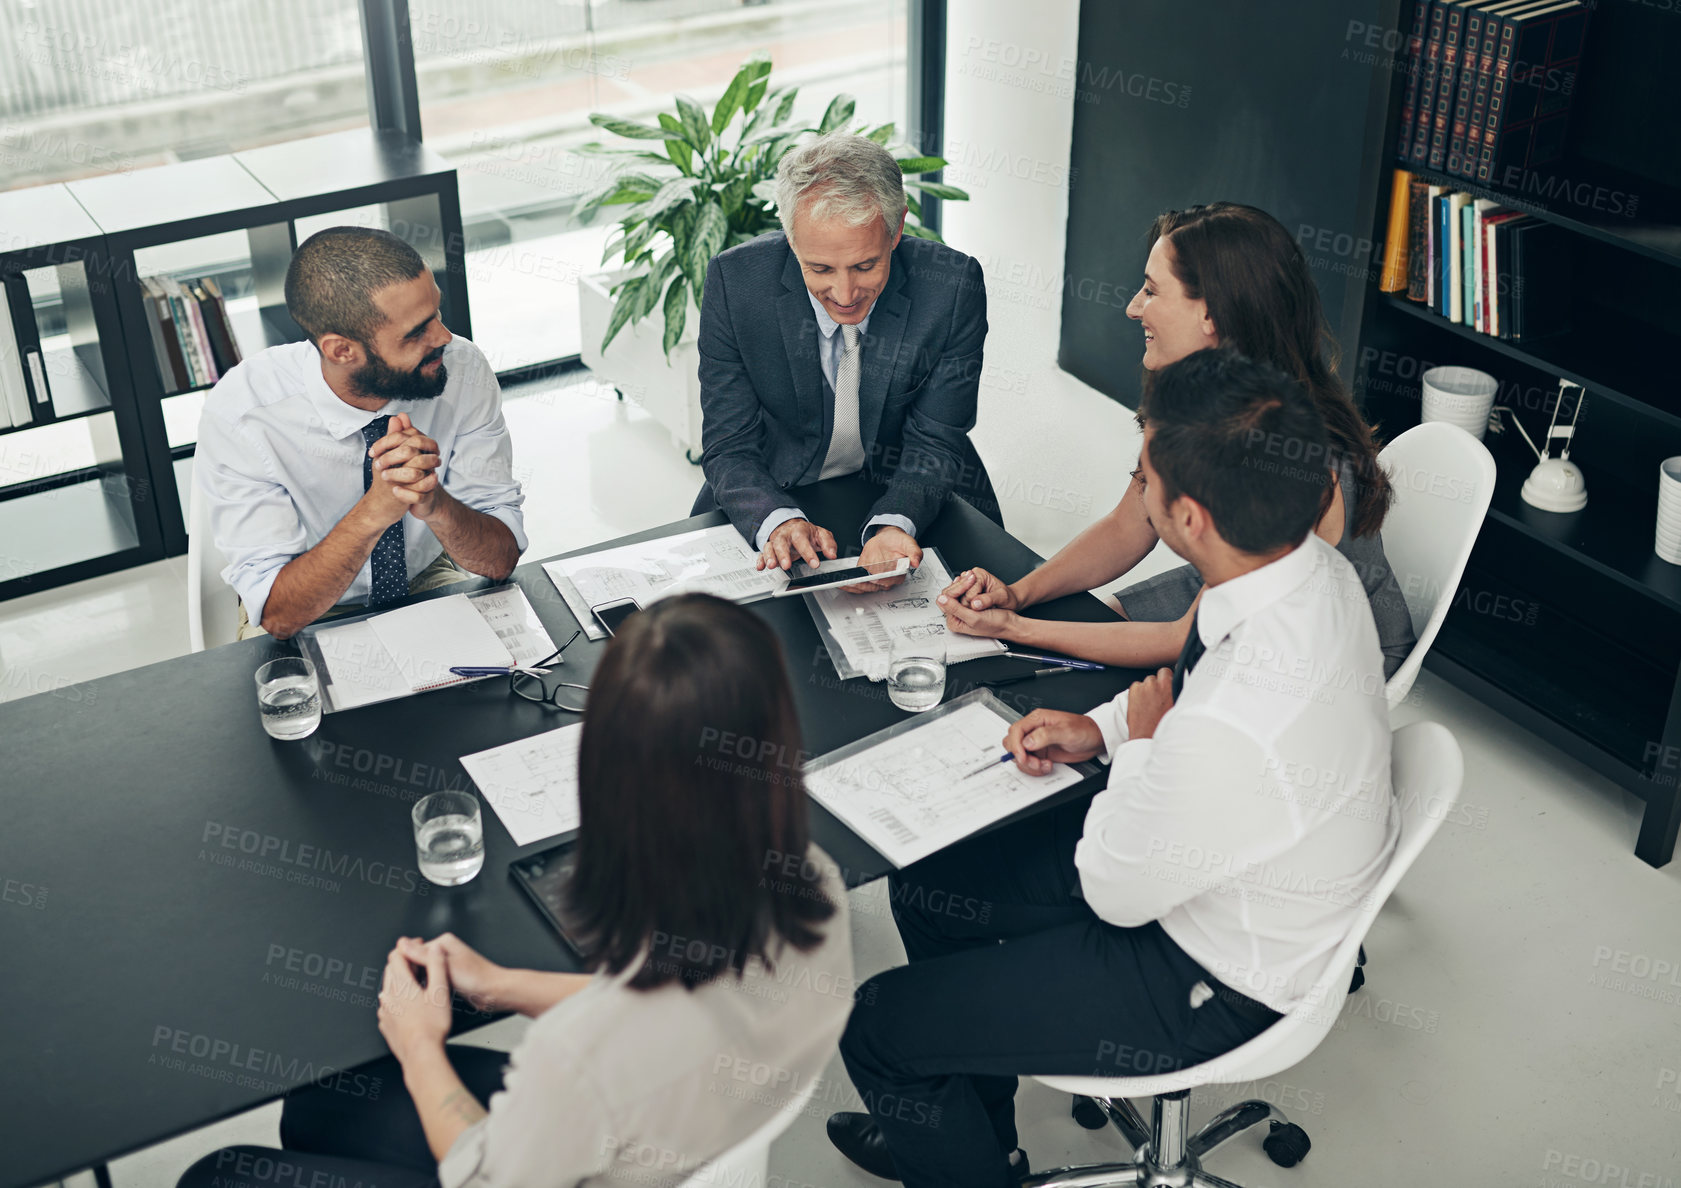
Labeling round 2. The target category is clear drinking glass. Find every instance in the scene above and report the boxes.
[887,630,948,713]
[413,790,485,886]
[255,656,321,740]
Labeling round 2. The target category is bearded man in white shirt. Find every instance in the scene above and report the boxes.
[827,348,1399,1188]
[196,227,526,640]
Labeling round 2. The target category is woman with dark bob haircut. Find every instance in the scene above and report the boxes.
[939,201,1417,679]
[178,594,854,1188]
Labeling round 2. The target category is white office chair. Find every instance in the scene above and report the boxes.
[675,1073,820,1187]
[1376,422,1496,708]
[186,472,241,651]
[1023,720,1464,1187]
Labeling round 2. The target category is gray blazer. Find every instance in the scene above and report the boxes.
[691,230,1000,543]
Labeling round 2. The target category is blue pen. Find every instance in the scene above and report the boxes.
[1003,650,1105,672]
[961,752,1014,780]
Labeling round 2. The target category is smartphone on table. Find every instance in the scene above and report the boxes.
[774,556,913,596]
[591,597,641,636]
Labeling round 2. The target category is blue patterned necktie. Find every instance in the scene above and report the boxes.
[361,415,408,607]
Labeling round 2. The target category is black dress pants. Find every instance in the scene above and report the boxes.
[175,1046,508,1188]
[838,797,1282,1188]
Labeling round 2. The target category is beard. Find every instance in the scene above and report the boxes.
[350,342,448,402]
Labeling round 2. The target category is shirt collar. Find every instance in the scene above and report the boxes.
[806,289,871,340]
[1195,536,1323,650]
[300,342,402,440]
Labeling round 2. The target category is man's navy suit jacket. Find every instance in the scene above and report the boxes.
[690,230,1000,545]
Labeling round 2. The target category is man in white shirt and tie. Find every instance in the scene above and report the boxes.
[827,349,1399,1187]
[196,227,526,640]
[691,132,999,588]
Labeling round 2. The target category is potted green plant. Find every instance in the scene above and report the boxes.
[574,51,966,459]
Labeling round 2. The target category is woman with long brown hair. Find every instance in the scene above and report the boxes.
[939,202,1416,677]
[178,594,853,1188]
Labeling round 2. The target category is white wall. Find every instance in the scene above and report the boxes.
[939,1,1169,581]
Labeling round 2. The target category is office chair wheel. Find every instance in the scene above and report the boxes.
[1070,1095,1108,1130]
[1263,1121,1311,1167]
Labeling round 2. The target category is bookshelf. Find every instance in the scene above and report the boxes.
[0,128,469,600]
[0,184,159,594]
[1355,0,1681,865]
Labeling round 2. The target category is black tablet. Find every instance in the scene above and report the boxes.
[509,841,596,960]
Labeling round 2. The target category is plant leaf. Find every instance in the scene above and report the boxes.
[661,274,688,357]
[601,275,647,352]
[743,77,770,115]
[864,122,895,145]
[589,113,687,141]
[750,179,779,205]
[712,60,755,135]
[637,175,701,222]
[902,180,969,201]
[718,176,751,217]
[904,193,923,219]
[574,171,663,223]
[683,202,729,293]
[894,155,947,175]
[902,222,945,243]
[818,93,855,134]
[674,94,712,152]
[742,120,809,148]
[772,87,799,125]
[655,113,695,175]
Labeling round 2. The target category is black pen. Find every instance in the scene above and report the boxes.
[987,665,1075,686]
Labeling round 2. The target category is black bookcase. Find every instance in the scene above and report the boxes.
[0,185,163,596]
[0,128,468,600]
[1355,2,1681,865]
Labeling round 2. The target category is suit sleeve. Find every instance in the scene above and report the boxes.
[867,254,987,536]
[696,257,791,544]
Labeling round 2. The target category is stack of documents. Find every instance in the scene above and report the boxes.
[301,586,555,713]
[544,524,788,640]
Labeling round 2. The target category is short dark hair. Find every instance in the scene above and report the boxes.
[569,594,836,991]
[1139,348,1331,554]
[283,227,426,346]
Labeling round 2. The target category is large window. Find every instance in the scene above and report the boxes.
[0,0,368,186]
[408,0,909,371]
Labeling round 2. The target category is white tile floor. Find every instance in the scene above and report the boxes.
[8,367,1681,1188]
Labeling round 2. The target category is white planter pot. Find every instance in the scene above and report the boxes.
[578,270,705,462]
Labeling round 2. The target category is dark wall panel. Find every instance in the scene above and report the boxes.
[1059,0,1395,408]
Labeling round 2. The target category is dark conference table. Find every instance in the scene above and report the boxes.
[0,475,1142,1188]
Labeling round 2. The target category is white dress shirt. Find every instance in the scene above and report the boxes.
[1075,536,1398,1013]
[754,292,916,551]
[438,850,854,1188]
[195,337,527,628]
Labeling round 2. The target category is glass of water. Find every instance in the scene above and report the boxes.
[887,631,947,713]
[413,790,485,887]
[255,656,321,740]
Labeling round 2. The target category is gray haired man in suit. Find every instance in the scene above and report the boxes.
[692,131,998,589]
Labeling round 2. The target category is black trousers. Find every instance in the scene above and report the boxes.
[175,1047,508,1188]
[838,797,1282,1188]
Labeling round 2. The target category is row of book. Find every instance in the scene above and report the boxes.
[1380,168,1569,342]
[1395,0,1591,183]
[0,275,55,430]
[140,275,245,396]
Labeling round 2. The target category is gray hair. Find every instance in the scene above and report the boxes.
[775,132,907,246]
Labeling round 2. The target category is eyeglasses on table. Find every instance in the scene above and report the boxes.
[509,627,589,713]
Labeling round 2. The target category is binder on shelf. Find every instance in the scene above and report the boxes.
[1407,175,1431,303]
[1427,1,1473,172]
[0,280,29,429]
[4,273,53,420]
[1476,1,1591,183]
[1380,169,1412,293]
[1395,1,1434,160]
[195,278,243,375]
[1410,1,1449,165]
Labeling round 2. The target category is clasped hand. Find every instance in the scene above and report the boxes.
[364,412,444,523]
[937,566,1021,638]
